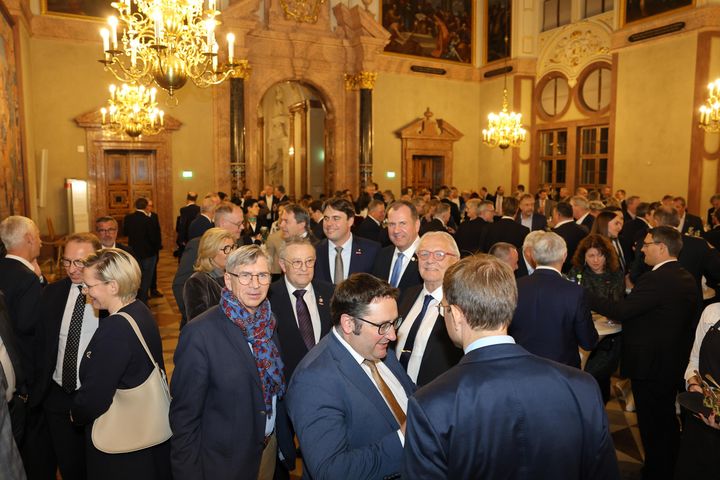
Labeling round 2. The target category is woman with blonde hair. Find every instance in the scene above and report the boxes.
[72,248,170,479]
[183,228,236,322]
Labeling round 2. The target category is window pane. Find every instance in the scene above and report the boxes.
[599,127,609,154]
[543,0,559,31]
[599,158,608,184]
[541,77,570,117]
[557,130,567,155]
[542,160,553,184]
[540,132,553,157]
[582,68,612,111]
[558,0,571,26]
[581,128,597,155]
[557,160,566,184]
[585,0,614,17]
[582,159,596,184]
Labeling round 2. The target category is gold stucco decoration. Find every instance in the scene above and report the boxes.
[280,0,327,23]
[344,72,378,90]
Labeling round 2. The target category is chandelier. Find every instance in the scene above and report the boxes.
[100,83,165,137]
[99,0,248,98]
[699,79,720,132]
[482,88,527,149]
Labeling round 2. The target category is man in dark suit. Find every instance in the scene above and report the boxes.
[516,193,548,231]
[621,201,652,246]
[437,187,460,227]
[674,196,704,235]
[622,195,640,224]
[354,199,386,244]
[454,199,492,257]
[146,199,164,298]
[173,203,247,328]
[0,215,55,479]
[187,193,217,240]
[571,195,594,231]
[481,196,529,252]
[269,237,334,380]
[419,201,452,236]
[123,197,161,304]
[403,255,619,479]
[94,216,134,256]
[315,198,380,285]
[510,232,598,368]
[307,200,325,241]
[706,194,720,226]
[371,200,423,297]
[535,188,556,218]
[35,233,102,480]
[287,273,416,479]
[261,184,279,222]
[703,207,720,250]
[486,185,506,217]
[171,245,293,480]
[175,191,199,256]
[590,226,699,479]
[552,201,589,272]
[395,232,462,387]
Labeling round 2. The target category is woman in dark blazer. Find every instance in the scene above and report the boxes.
[183,228,236,321]
[72,248,171,480]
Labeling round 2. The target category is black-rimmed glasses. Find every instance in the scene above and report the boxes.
[355,316,404,335]
[61,258,85,268]
[226,271,272,286]
[283,258,316,270]
[220,244,238,255]
[417,250,458,261]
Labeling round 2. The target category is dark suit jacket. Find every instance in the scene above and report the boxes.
[515,213,548,232]
[314,236,380,284]
[588,261,698,382]
[454,218,488,257]
[419,218,448,236]
[286,332,416,479]
[268,278,334,380]
[0,291,22,396]
[681,213,704,235]
[510,269,598,368]
[481,218,529,252]
[0,257,43,393]
[371,245,422,297]
[440,199,461,226]
[403,343,619,479]
[310,219,325,241]
[177,204,200,246]
[579,214,594,232]
[170,306,293,480]
[703,226,720,251]
[396,285,462,387]
[553,221,589,272]
[149,211,162,253]
[187,215,213,241]
[354,217,386,245]
[123,211,159,259]
[621,217,649,247]
[535,198,556,218]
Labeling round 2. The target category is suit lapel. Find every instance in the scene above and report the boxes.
[318,241,331,282]
[221,315,262,390]
[348,238,362,273]
[311,281,332,336]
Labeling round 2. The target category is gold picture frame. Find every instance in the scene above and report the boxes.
[42,0,116,21]
[620,0,694,27]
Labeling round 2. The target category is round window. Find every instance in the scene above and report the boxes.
[540,76,570,117]
[581,67,611,112]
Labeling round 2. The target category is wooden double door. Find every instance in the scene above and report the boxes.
[412,155,445,193]
[104,149,156,233]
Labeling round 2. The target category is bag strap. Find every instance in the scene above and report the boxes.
[116,311,158,367]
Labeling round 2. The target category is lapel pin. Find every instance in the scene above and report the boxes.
[355,248,363,255]
[86,351,92,359]
[318,296,325,306]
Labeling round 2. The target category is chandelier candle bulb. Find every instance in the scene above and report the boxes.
[100,28,110,57]
[209,0,216,12]
[101,108,107,124]
[108,16,119,50]
[154,11,162,42]
[227,33,235,64]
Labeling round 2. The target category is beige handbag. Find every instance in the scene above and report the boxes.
[91,312,172,454]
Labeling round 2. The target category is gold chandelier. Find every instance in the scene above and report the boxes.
[99,0,248,98]
[482,88,527,149]
[699,79,720,132]
[100,83,165,137]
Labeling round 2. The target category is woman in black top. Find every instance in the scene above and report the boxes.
[73,248,170,480]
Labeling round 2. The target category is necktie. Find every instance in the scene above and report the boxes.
[363,359,406,425]
[613,238,626,271]
[389,252,405,288]
[334,246,344,285]
[62,285,85,393]
[399,294,434,369]
[292,289,315,351]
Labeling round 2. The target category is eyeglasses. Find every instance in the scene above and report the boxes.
[417,250,457,261]
[220,244,238,255]
[226,271,272,286]
[82,281,108,293]
[96,228,117,234]
[642,241,660,247]
[355,316,403,335]
[436,303,452,317]
[61,258,85,268]
[283,258,316,270]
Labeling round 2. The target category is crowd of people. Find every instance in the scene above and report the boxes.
[0,181,719,479]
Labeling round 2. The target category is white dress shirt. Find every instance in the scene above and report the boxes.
[395,286,442,383]
[284,278,322,343]
[388,237,420,282]
[576,212,590,226]
[5,254,42,280]
[553,219,574,229]
[685,303,720,383]
[651,259,677,271]
[328,234,354,283]
[332,328,408,444]
[520,214,533,230]
[52,284,100,389]
[465,335,515,354]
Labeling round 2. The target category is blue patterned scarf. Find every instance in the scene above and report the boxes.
[220,288,285,414]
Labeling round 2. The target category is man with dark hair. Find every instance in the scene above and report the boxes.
[274,185,288,204]
[146,199,164,298]
[621,201,651,245]
[403,255,618,479]
[589,226,699,479]
[176,191,200,257]
[188,193,219,240]
[515,193,547,232]
[95,216,134,256]
[287,273,415,479]
[552,201,588,272]
[703,207,720,250]
[481,197,529,253]
[123,197,161,304]
[307,200,325,240]
[314,198,380,285]
[355,199,387,244]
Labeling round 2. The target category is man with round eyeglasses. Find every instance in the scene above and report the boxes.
[394,231,463,387]
[287,273,415,480]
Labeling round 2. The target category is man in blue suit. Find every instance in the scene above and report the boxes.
[403,255,619,479]
[287,273,415,479]
[314,198,380,285]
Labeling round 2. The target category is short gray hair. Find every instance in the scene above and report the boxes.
[278,235,314,260]
[0,216,37,250]
[419,231,459,257]
[523,230,545,250]
[226,244,271,273]
[488,242,517,263]
[570,196,589,209]
[531,232,567,266]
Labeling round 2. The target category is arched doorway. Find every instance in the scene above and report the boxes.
[257,81,329,199]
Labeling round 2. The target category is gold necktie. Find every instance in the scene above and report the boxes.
[363,359,406,425]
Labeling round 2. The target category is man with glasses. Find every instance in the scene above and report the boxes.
[403,255,619,479]
[95,216,134,256]
[287,273,415,480]
[394,232,462,387]
[171,245,294,480]
[35,233,102,480]
[588,226,698,479]
[269,236,334,381]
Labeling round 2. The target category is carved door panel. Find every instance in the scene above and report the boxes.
[105,150,156,233]
[412,155,444,193]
